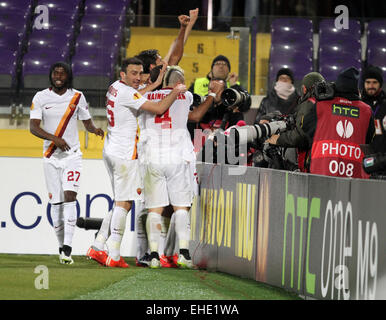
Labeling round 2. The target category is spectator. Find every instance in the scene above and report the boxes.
[266,72,324,171]
[189,54,239,96]
[361,65,386,154]
[255,68,299,124]
[188,55,249,137]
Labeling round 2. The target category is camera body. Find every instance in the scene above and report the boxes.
[221,87,251,112]
[192,86,251,112]
[363,153,386,175]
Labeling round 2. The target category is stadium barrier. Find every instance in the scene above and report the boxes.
[0,157,137,257]
[191,162,386,300]
[2,156,385,299]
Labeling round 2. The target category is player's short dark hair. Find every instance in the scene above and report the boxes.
[121,57,144,73]
[49,61,73,88]
[136,49,160,74]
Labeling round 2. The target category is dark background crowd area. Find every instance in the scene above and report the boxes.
[133,0,386,30]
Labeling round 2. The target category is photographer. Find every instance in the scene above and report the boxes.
[266,72,325,171]
[255,68,299,124]
[270,67,375,178]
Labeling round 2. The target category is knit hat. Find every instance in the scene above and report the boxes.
[362,65,383,86]
[302,72,325,90]
[276,68,294,83]
[335,67,359,93]
[211,55,231,71]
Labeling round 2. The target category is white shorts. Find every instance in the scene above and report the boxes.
[189,160,199,199]
[43,153,82,204]
[103,152,143,202]
[144,161,193,209]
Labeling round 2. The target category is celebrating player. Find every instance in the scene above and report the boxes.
[29,62,104,264]
[86,57,187,267]
[142,66,195,268]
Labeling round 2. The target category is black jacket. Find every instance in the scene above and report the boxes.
[255,88,299,123]
[361,90,386,153]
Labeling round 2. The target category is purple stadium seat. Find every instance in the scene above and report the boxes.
[367,20,386,42]
[84,0,128,15]
[80,13,124,32]
[319,51,362,81]
[36,0,81,14]
[27,31,72,61]
[269,18,313,86]
[319,19,361,40]
[0,49,18,87]
[318,19,362,81]
[0,28,23,51]
[366,20,386,80]
[76,28,121,48]
[271,18,313,38]
[22,48,68,88]
[71,48,116,90]
[269,49,313,84]
[367,47,386,75]
[0,0,33,14]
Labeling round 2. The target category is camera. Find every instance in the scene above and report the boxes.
[312,81,335,100]
[221,87,251,112]
[229,112,295,146]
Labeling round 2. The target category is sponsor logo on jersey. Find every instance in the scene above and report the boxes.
[134,92,142,100]
[332,104,359,118]
[336,120,354,138]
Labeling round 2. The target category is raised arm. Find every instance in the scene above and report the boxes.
[164,15,191,66]
[188,80,224,122]
[140,84,187,115]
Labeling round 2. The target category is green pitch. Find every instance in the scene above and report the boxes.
[0,254,301,300]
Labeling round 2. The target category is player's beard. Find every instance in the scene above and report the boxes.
[51,79,68,91]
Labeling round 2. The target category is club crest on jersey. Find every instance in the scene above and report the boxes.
[137,188,142,195]
[30,103,34,110]
[134,92,142,100]
[48,193,52,199]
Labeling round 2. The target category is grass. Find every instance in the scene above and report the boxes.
[0,254,301,300]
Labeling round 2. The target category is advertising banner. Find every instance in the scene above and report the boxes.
[190,163,221,270]
[350,179,386,300]
[0,157,137,256]
[256,169,309,295]
[217,165,259,279]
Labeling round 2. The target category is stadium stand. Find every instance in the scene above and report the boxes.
[0,0,34,105]
[71,0,130,107]
[318,18,362,81]
[366,19,386,89]
[268,18,313,90]
[18,0,83,105]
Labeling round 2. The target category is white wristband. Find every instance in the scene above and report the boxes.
[208,92,216,98]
